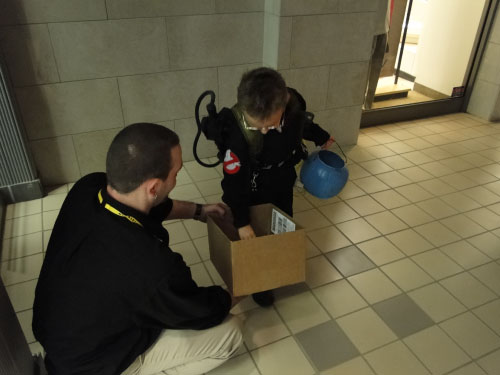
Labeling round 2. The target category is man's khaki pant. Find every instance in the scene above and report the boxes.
[122,315,243,375]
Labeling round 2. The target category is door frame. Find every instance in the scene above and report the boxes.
[361,0,500,127]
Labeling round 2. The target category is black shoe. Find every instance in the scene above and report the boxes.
[252,290,274,307]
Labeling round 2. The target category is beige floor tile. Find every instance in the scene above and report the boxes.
[17,309,36,343]
[440,272,497,309]
[354,176,390,194]
[336,218,380,244]
[461,168,498,184]
[404,326,470,375]
[204,260,225,286]
[473,299,500,335]
[208,353,259,375]
[5,199,42,219]
[175,168,193,186]
[470,262,500,294]
[293,194,314,213]
[313,279,367,319]
[418,179,457,197]
[45,184,69,195]
[386,229,434,256]
[170,240,200,266]
[476,349,500,375]
[42,193,67,211]
[409,283,466,323]
[0,253,44,286]
[462,186,500,206]
[467,232,500,259]
[420,161,455,177]
[440,312,500,359]
[440,215,487,239]
[162,221,190,244]
[365,210,409,235]
[294,209,331,232]
[441,192,482,213]
[319,202,359,224]
[5,279,37,313]
[391,204,434,227]
[401,150,434,164]
[421,146,453,160]
[169,183,202,200]
[364,341,431,375]
[371,189,411,209]
[3,214,43,239]
[439,241,491,269]
[192,236,209,260]
[321,356,374,375]
[446,362,487,375]
[183,160,220,182]
[251,337,315,375]
[42,210,59,231]
[375,170,413,188]
[348,268,401,304]
[399,166,434,183]
[195,178,223,197]
[307,226,351,253]
[381,258,433,291]
[412,249,463,280]
[1,232,43,261]
[345,163,371,180]
[358,159,393,175]
[182,219,208,239]
[381,155,415,169]
[416,198,459,219]
[306,238,321,258]
[305,256,343,288]
[465,208,500,230]
[43,230,52,252]
[385,141,415,154]
[337,181,366,200]
[345,195,385,216]
[274,291,330,334]
[357,237,405,266]
[240,307,290,350]
[395,184,434,203]
[414,221,461,247]
[337,307,397,353]
[303,192,341,208]
[189,263,213,287]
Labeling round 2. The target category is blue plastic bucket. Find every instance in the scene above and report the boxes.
[300,150,349,199]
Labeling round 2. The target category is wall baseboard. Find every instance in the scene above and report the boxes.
[0,180,44,205]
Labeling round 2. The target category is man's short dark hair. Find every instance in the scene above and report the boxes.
[106,123,180,193]
[237,67,288,120]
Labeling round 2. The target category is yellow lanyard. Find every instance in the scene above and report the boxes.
[98,190,143,227]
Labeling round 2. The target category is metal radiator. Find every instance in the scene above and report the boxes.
[0,58,42,204]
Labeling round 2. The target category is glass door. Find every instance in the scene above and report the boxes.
[362,0,496,126]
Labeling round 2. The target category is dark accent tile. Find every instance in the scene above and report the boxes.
[373,294,434,338]
[295,320,360,371]
[275,282,310,300]
[326,245,376,277]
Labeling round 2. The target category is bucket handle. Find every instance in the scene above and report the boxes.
[333,141,348,164]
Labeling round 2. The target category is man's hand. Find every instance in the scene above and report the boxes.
[197,203,227,222]
[238,225,256,240]
[321,136,335,149]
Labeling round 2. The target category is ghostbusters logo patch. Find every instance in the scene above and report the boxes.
[223,149,241,174]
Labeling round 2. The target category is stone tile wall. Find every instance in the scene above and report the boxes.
[1,0,381,185]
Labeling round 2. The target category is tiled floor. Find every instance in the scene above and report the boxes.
[2,112,500,374]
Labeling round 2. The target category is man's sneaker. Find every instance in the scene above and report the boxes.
[252,290,274,307]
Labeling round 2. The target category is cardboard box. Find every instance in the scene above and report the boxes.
[207,204,306,296]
